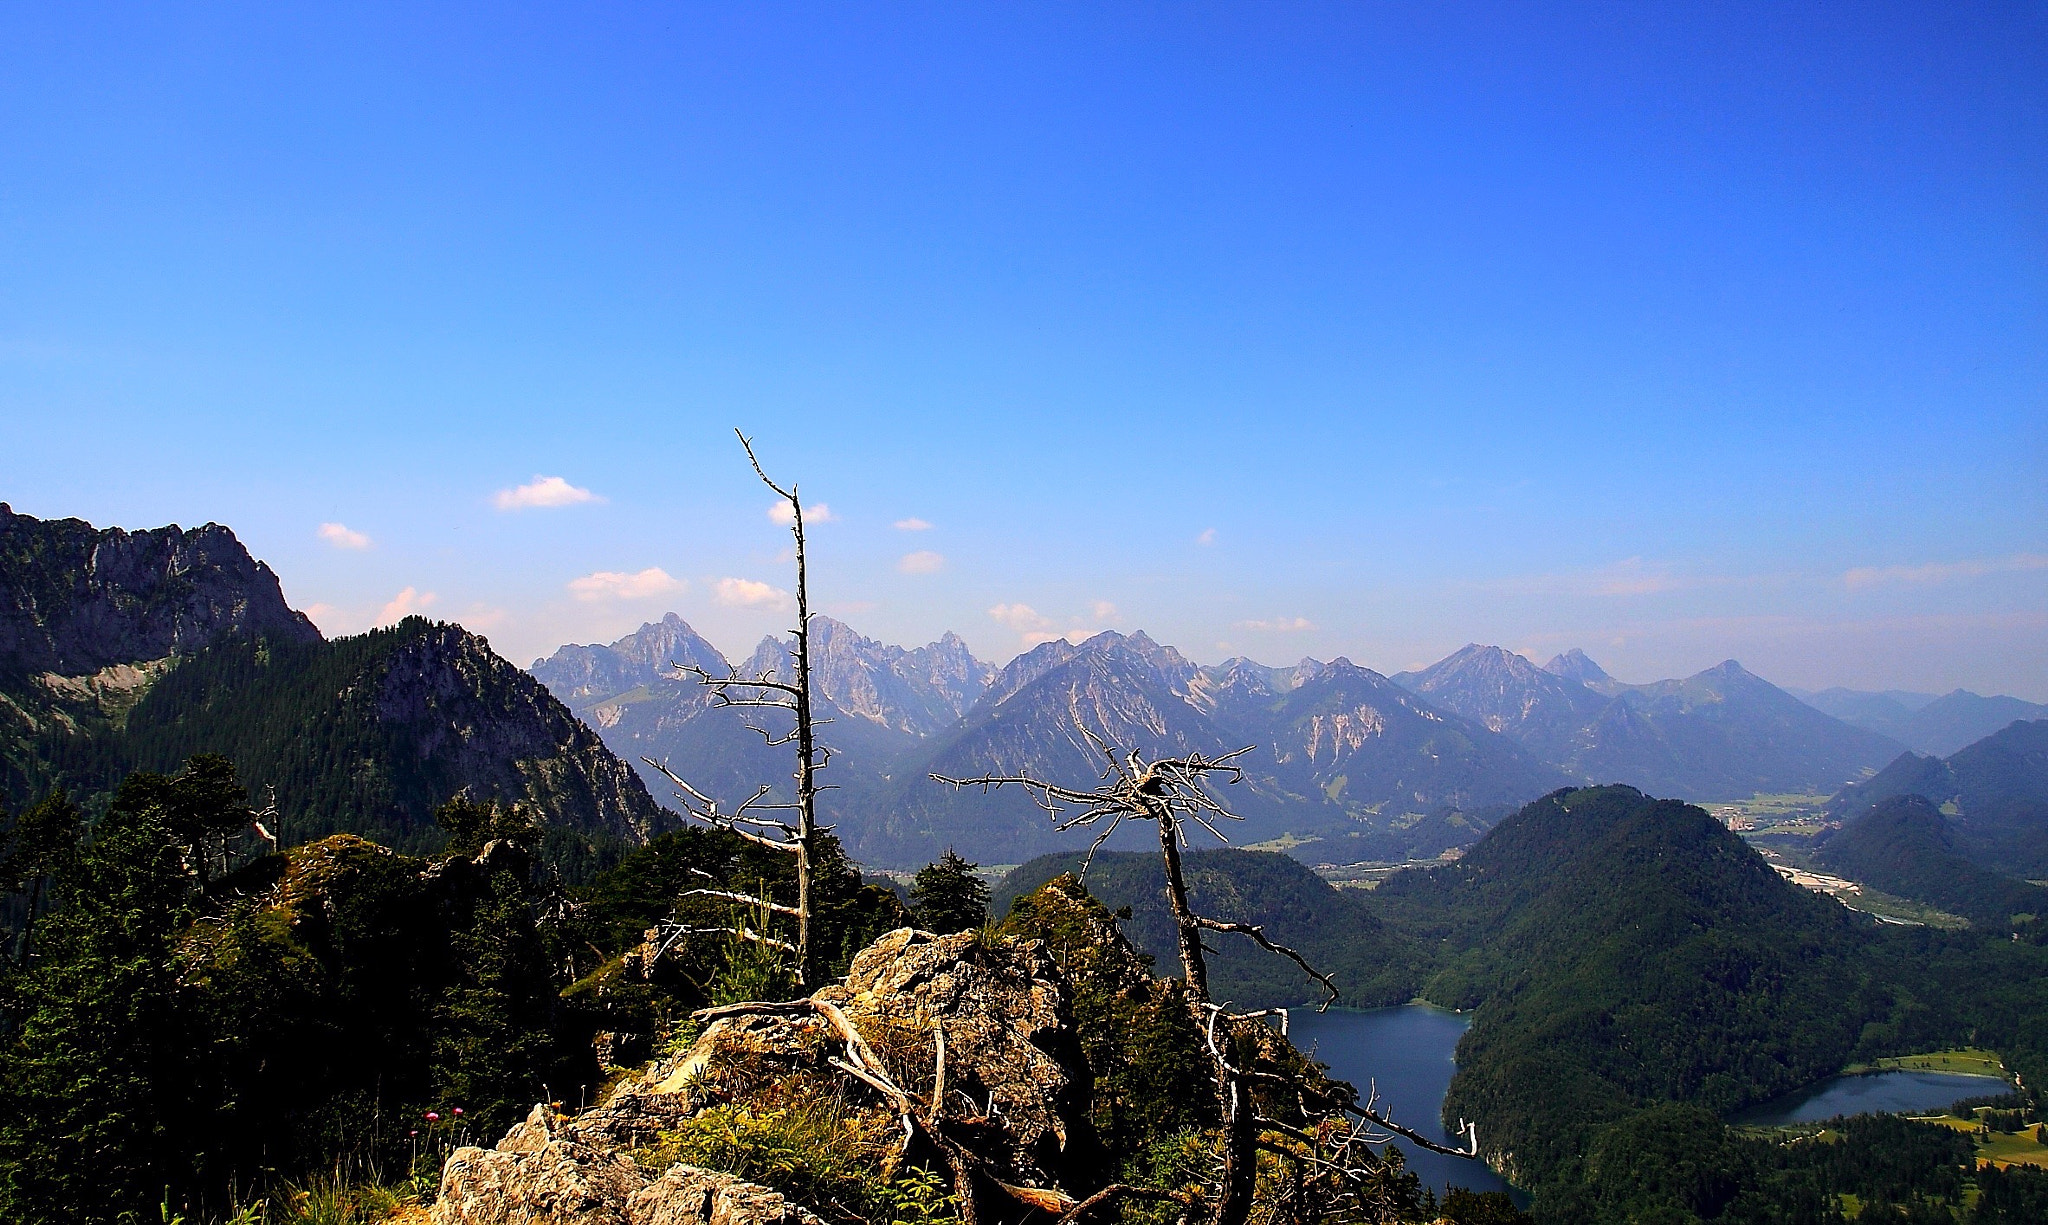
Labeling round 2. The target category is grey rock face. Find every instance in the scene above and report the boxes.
[433,1104,823,1225]
[437,926,1093,1224]
[373,622,667,843]
[0,503,319,675]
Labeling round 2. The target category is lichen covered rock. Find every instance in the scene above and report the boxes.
[432,1104,823,1225]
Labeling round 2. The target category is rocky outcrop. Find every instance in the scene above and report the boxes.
[433,1105,822,1225]
[0,503,318,677]
[439,926,1098,1223]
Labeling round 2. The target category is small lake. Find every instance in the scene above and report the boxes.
[1733,1070,2012,1127]
[1287,1005,1514,1198]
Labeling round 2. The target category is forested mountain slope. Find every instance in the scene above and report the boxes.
[1829,718,2048,876]
[125,619,664,856]
[1368,787,1885,1186]
[0,507,664,866]
[993,847,1423,1008]
[1817,794,2048,930]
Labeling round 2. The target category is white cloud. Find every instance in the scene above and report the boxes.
[567,567,687,602]
[988,603,1053,633]
[716,577,793,609]
[1197,528,1217,546]
[894,517,933,531]
[494,475,602,510]
[1238,616,1314,632]
[457,604,512,633]
[897,550,945,575]
[1091,600,1119,622]
[304,602,343,631]
[317,522,371,550]
[1021,631,1068,648]
[377,586,438,625]
[768,500,835,525]
[1843,553,2048,590]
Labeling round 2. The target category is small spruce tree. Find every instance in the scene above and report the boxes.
[908,849,989,934]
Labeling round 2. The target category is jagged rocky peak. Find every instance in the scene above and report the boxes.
[1542,647,1621,693]
[0,503,319,677]
[744,616,995,737]
[529,613,730,705]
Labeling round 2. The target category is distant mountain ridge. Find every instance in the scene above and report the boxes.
[1799,685,2048,756]
[793,630,1566,866]
[1395,645,1902,801]
[534,623,1925,866]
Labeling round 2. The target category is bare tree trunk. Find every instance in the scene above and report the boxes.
[1155,802,1210,1001]
[1152,797,1253,1225]
[787,489,816,980]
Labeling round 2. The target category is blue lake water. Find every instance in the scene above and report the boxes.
[1287,1005,1513,1198]
[1733,1070,2011,1126]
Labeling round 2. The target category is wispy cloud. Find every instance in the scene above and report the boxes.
[1843,553,2048,591]
[988,602,1067,645]
[897,550,945,574]
[1197,528,1217,546]
[1483,557,1692,598]
[716,577,793,609]
[894,517,933,531]
[377,586,437,625]
[494,475,602,510]
[1238,616,1314,632]
[769,501,835,525]
[1091,600,1119,622]
[317,522,370,550]
[567,567,686,602]
[988,603,1052,633]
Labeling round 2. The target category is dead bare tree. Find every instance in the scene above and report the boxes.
[933,721,1478,1225]
[642,429,832,985]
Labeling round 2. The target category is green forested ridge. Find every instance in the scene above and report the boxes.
[1817,794,2048,931]
[995,846,1424,1009]
[2,618,666,876]
[0,754,909,1224]
[1358,785,2048,1221]
[1827,719,2048,877]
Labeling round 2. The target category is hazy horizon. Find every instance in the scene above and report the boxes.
[4,5,2043,698]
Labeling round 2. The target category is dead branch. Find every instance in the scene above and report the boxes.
[1193,918,1338,1008]
[1053,1184,1202,1225]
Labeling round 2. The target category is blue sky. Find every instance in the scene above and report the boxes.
[3,3,2044,697]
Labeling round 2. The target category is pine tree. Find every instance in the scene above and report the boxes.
[0,761,238,1223]
[908,849,989,934]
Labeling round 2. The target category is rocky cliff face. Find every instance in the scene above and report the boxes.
[0,503,319,677]
[366,621,668,845]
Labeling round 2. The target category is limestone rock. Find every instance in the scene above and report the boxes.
[432,1104,823,1225]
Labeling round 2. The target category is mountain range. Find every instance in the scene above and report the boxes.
[1392,644,1905,801]
[1795,685,2048,757]
[533,618,1923,866]
[10,502,2039,876]
[0,506,663,865]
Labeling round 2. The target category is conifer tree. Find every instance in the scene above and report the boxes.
[908,848,989,934]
